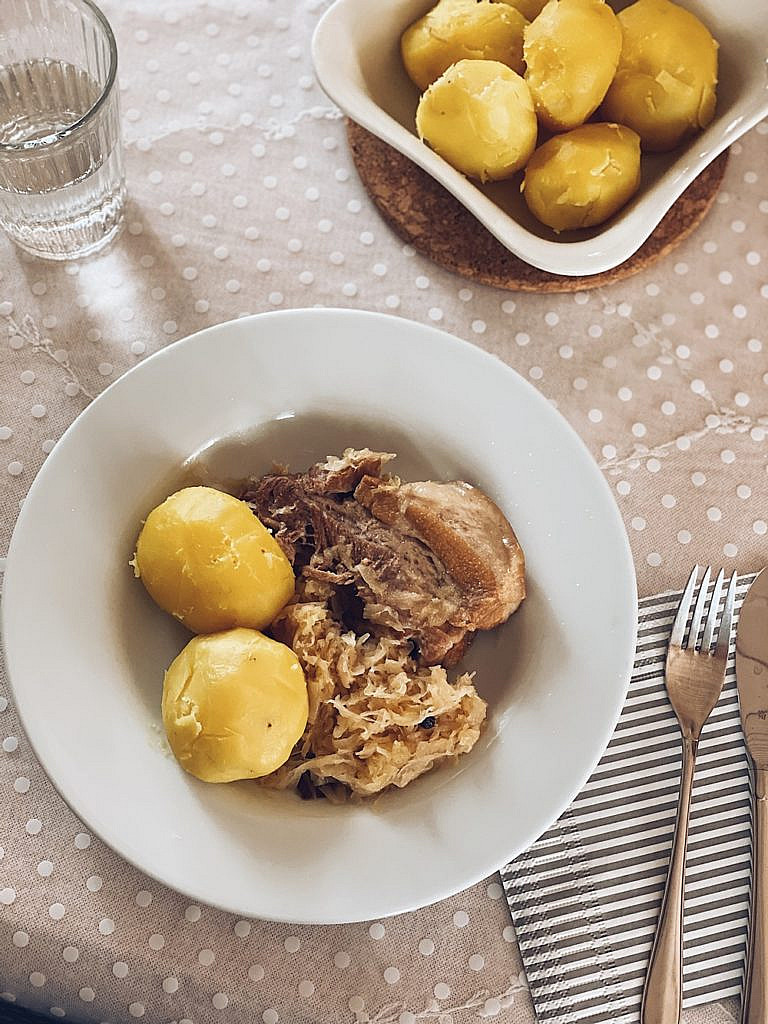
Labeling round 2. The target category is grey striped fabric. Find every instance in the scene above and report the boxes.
[502,575,756,1024]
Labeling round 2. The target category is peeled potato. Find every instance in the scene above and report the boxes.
[494,0,549,21]
[602,0,718,152]
[522,123,641,231]
[134,486,294,634]
[401,0,527,92]
[162,628,308,783]
[416,60,537,182]
[524,0,622,132]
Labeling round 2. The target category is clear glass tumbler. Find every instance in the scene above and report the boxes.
[0,0,125,260]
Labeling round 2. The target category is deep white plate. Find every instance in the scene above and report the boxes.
[313,0,768,275]
[2,309,637,924]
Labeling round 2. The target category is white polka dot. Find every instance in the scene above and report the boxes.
[163,321,177,335]
[30,973,46,988]
[616,481,631,496]
[50,1009,65,1018]
[348,997,365,1014]
[162,977,179,994]
[724,543,738,557]
[262,1011,279,1024]
[721,449,736,464]
[647,552,662,567]
[731,220,746,233]
[74,832,91,850]
[12,931,29,947]
[471,319,487,334]
[468,954,485,971]
[212,993,229,1009]
[112,962,129,979]
[588,409,603,423]
[342,282,358,297]
[631,517,646,531]
[318,219,332,233]
[384,967,401,985]
[198,948,215,966]
[21,371,35,384]
[226,279,241,294]
[8,461,23,477]
[3,736,19,752]
[269,292,284,305]
[330,251,344,265]
[369,923,386,940]
[0,888,16,905]
[399,1014,417,1024]
[674,262,688,275]
[0,427,11,440]
[299,271,314,285]
[49,903,65,920]
[428,307,443,321]
[529,366,543,380]
[746,251,761,266]
[86,875,102,892]
[37,860,53,877]
[249,964,265,982]
[515,332,530,346]
[559,345,573,359]
[733,304,748,319]
[486,882,503,900]
[690,291,704,305]
[13,776,30,793]
[707,507,722,522]
[148,933,165,950]
[26,818,42,834]
[129,1003,145,1018]
[284,936,301,953]
[234,920,251,938]
[753,520,768,536]
[434,983,451,1000]
[99,918,115,935]
[79,987,95,1003]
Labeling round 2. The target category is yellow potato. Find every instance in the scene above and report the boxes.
[134,486,294,634]
[494,0,548,21]
[416,60,537,181]
[162,629,308,783]
[601,0,718,152]
[524,0,622,132]
[401,0,527,92]
[522,123,641,231]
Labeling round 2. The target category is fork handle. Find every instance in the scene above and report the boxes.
[641,736,698,1024]
[742,767,768,1024]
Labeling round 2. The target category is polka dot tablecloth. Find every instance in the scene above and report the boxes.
[0,2,765,1023]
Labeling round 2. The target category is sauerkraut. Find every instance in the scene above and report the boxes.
[264,577,487,798]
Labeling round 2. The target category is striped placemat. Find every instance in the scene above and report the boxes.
[502,574,756,1024]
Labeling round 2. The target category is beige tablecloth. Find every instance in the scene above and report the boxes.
[1,1,766,1022]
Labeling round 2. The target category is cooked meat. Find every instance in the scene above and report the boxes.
[240,448,525,666]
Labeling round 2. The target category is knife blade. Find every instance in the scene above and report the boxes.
[735,568,768,1024]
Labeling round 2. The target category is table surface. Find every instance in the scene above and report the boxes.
[0,1,765,1022]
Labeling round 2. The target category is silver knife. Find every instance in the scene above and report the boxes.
[736,568,768,1024]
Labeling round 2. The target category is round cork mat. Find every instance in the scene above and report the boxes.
[347,120,729,293]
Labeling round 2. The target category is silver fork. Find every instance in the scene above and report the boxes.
[641,565,737,1024]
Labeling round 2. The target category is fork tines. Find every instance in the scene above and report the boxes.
[671,564,737,655]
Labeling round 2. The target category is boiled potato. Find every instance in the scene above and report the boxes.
[416,60,537,181]
[162,629,308,783]
[602,0,718,152]
[134,486,294,634]
[401,0,527,92]
[522,123,641,231]
[494,0,549,22]
[524,0,622,132]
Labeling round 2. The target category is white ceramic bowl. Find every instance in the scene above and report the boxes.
[313,0,768,276]
[2,309,637,923]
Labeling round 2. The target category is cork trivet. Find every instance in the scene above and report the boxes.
[347,120,729,293]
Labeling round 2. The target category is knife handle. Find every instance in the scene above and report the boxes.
[743,767,768,1024]
[641,736,697,1024]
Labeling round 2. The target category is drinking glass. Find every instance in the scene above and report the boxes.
[0,0,125,260]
